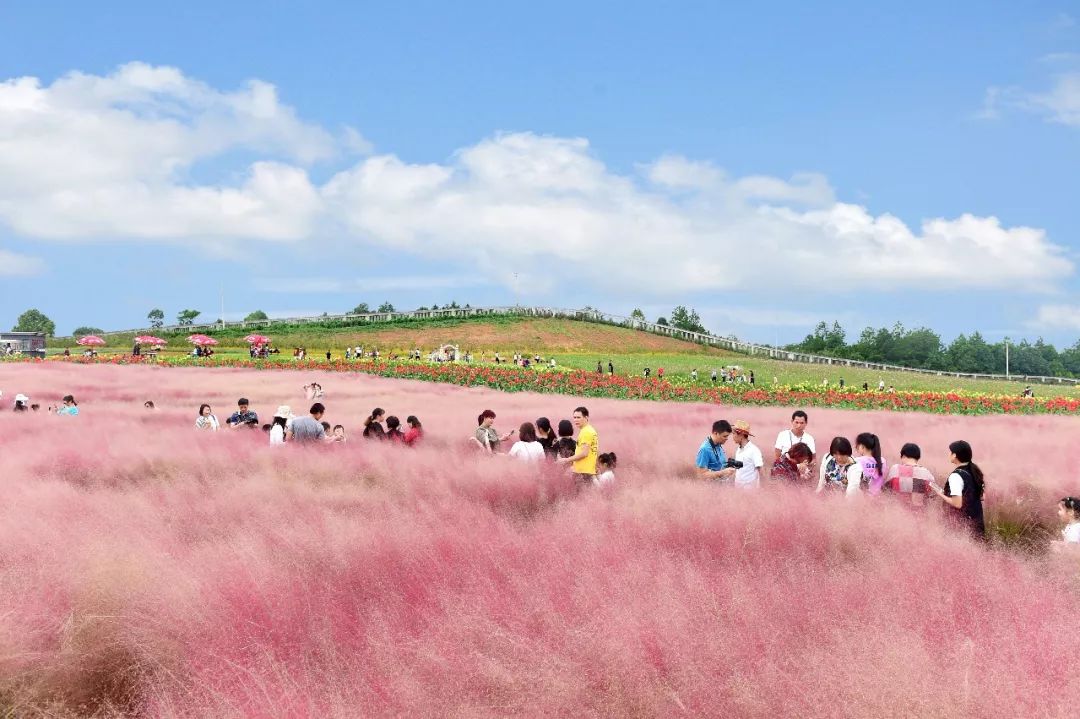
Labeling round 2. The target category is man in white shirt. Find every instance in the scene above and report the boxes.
[731,420,764,488]
[774,410,815,461]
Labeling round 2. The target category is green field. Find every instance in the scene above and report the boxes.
[51,315,1078,396]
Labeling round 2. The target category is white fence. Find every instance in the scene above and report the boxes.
[90,305,1078,386]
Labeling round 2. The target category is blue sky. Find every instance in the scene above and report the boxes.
[2,1,1080,345]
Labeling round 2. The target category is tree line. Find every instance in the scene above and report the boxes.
[789,321,1080,378]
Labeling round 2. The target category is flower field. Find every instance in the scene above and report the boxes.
[1,362,1079,717]
[18,353,1080,415]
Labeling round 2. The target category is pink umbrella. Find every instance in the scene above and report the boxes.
[244,334,271,345]
[187,334,219,346]
[76,335,106,346]
[134,335,167,345]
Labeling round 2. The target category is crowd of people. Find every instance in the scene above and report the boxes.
[191,392,424,447]
[10,379,1080,546]
[695,410,992,539]
[470,406,615,487]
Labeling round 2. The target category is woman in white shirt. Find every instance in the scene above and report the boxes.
[269,413,289,445]
[195,404,219,431]
[1058,497,1080,544]
[595,452,617,486]
[508,422,545,462]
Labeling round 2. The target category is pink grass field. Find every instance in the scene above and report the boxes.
[2,362,1080,717]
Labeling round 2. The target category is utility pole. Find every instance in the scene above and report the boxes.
[513,273,519,309]
[1004,336,1010,380]
[220,283,225,329]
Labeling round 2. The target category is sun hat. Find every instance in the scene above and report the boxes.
[732,420,753,436]
[274,405,293,419]
[14,394,29,403]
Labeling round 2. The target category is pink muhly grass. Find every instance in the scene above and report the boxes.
[0,363,1078,717]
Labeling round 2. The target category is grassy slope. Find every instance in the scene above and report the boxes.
[51,316,1076,395]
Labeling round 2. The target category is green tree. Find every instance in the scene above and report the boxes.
[630,308,646,321]
[177,309,201,326]
[351,303,370,314]
[12,309,56,336]
[656,317,669,326]
[244,310,268,322]
[72,326,104,336]
[147,308,165,329]
[377,302,396,313]
[669,305,707,334]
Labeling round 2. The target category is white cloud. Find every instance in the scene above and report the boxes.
[256,275,484,293]
[1028,72,1080,126]
[1031,304,1080,331]
[0,248,44,276]
[0,64,1072,297]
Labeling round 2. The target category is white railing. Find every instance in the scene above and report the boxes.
[70,306,1078,386]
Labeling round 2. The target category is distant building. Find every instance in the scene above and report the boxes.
[0,332,46,358]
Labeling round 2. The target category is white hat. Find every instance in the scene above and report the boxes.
[274,405,293,419]
[15,394,29,403]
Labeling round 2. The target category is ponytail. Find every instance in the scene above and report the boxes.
[364,407,384,428]
[855,432,882,473]
[949,440,985,499]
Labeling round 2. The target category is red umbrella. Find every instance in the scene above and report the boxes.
[187,335,219,346]
[76,335,106,346]
[244,334,271,345]
[134,335,167,345]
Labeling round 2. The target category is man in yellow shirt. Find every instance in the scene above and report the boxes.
[558,406,599,483]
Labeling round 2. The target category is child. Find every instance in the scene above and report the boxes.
[595,452,617,486]
[331,425,347,443]
[1059,497,1080,544]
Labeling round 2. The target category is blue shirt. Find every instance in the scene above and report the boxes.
[695,437,726,471]
[57,405,79,416]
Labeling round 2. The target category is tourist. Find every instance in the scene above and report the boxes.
[226,398,259,428]
[854,433,886,494]
[929,440,986,539]
[535,417,557,458]
[195,404,219,431]
[771,442,814,483]
[345,347,352,361]
[475,409,514,453]
[144,401,156,410]
[839,377,845,388]
[774,411,816,462]
[269,407,290,445]
[749,371,755,385]
[882,443,934,508]
[608,360,614,375]
[288,403,327,443]
[51,395,79,417]
[730,421,764,488]
[816,437,861,495]
[878,379,885,391]
[363,408,387,438]
[695,420,737,481]
[643,367,651,378]
[509,422,545,462]
[597,361,603,374]
[557,407,599,484]
[554,419,577,459]
[325,350,331,362]
[330,425,347,443]
[595,452,617,486]
[13,393,29,412]
[385,415,405,442]
[691,368,698,381]
[303,382,324,400]
[711,369,717,383]
[1056,497,1080,545]
[658,367,665,379]
[403,416,423,446]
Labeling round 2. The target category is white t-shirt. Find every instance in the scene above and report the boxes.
[946,471,964,497]
[1063,522,1080,543]
[270,424,286,445]
[775,430,816,456]
[734,441,764,488]
[595,470,615,486]
[509,441,545,462]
